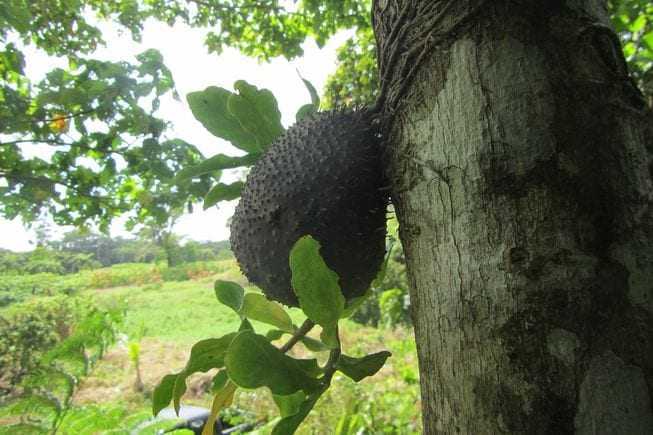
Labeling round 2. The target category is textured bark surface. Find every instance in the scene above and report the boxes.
[373,1,653,433]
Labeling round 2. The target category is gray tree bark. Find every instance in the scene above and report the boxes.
[372,1,653,433]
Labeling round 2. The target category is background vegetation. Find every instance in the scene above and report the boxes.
[1,0,651,433]
[0,238,415,434]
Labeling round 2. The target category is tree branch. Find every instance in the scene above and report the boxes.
[0,172,113,203]
[0,139,75,147]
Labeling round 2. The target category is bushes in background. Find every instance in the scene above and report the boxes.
[0,260,234,308]
[0,232,232,277]
[0,247,100,275]
[0,295,124,433]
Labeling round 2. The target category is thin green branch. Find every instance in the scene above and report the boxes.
[321,326,341,382]
[0,172,112,203]
[279,319,315,354]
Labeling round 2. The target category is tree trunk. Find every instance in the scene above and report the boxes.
[373,1,653,433]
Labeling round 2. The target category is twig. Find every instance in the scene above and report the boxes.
[1,139,76,148]
[321,333,341,382]
[279,319,315,354]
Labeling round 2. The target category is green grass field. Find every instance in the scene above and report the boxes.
[3,259,421,434]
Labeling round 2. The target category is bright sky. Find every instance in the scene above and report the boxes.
[0,19,350,251]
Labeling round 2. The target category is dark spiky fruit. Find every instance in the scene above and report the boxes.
[230,109,388,306]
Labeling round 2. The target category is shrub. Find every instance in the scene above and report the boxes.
[0,273,91,306]
[88,263,161,289]
[0,248,101,275]
[0,296,125,432]
[0,296,89,395]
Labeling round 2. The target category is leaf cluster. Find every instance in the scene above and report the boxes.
[153,236,390,435]
[177,77,319,209]
[1,46,214,229]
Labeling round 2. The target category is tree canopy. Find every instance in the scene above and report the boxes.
[0,0,651,229]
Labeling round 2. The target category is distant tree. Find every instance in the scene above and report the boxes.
[137,210,184,267]
[50,229,158,266]
[32,214,53,247]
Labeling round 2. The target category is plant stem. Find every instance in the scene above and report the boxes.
[321,326,341,382]
[279,319,315,354]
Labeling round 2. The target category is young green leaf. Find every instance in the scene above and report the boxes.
[272,394,321,435]
[241,293,294,332]
[172,333,237,413]
[152,374,177,415]
[320,324,339,349]
[289,235,345,327]
[300,336,329,352]
[187,87,259,153]
[214,280,245,313]
[183,334,237,374]
[202,381,237,435]
[273,391,306,418]
[336,351,392,382]
[203,182,243,209]
[211,370,229,393]
[297,71,320,107]
[227,81,284,151]
[225,331,320,395]
[294,358,323,377]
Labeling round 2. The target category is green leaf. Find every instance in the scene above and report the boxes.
[336,351,392,382]
[172,333,237,413]
[203,381,237,435]
[152,374,177,415]
[225,331,320,395]
[294,358,322,377]
[273,391,306,418]
[300,336,329,352]
[290,235,345,327]
[296,103,317,122]
[298,72,320,107]
[214,280,245,313]
[184,334,237,373]
[175,153,259,183]
[272,394,321,435]
[266,329,287,341]
[203,182,243,209]
[241,293,294,333]
[239,318,254,331]
[187,87,259,153]
[227,80,284,151]
[211,370,229,393]
[320,324,339,349]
